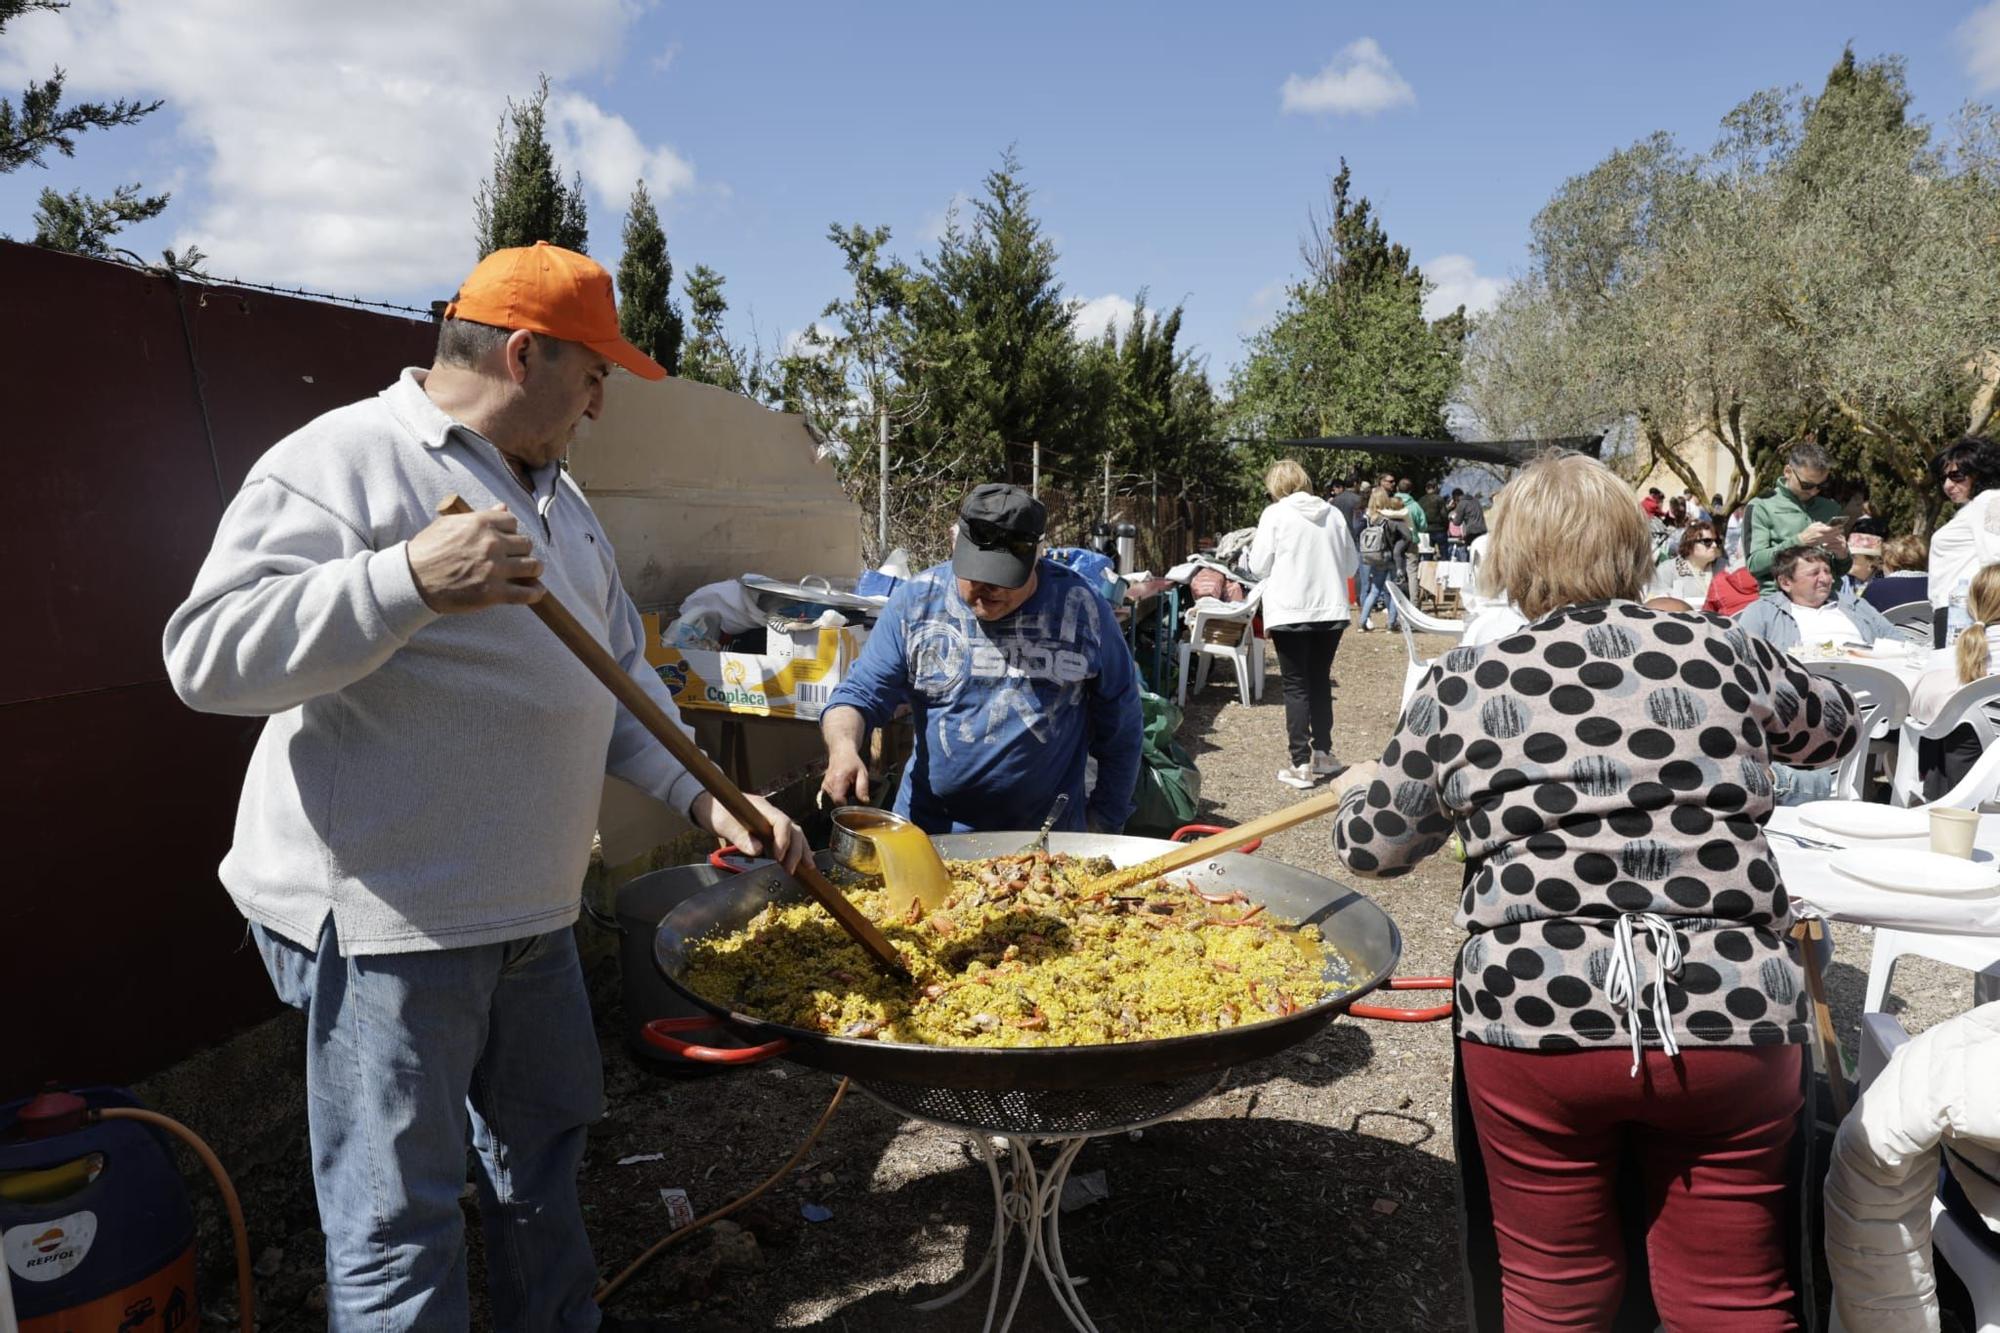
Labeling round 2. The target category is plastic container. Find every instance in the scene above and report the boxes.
[0,1087,196,1331]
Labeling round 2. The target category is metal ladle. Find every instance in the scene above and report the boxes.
[1020,793,1070,856]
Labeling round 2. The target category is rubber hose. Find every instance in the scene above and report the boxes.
[95,1107,254,1333]
[594,1076,850,1307]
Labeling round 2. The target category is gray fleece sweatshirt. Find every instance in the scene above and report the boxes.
[164,369,706,954]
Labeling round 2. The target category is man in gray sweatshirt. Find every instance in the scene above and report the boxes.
[164,241,799,1333]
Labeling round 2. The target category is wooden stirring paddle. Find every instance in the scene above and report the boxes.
[435,495,909,979]
[1084,787,1350,896]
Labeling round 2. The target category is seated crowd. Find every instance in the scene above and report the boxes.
[1455,436,2000,804]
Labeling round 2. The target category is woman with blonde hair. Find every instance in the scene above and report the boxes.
[1909,562,2000,797]
[1247,458,1359,787]
[1331,450,1856,1330]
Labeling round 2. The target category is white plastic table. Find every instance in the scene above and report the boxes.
[1766,806,2000,937]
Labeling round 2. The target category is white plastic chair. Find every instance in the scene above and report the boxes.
[1892,674,2000,806]
[1863,743,2000,1016]
[1842,1014,2000,1333]
[1807,661,1912,801]
[1176,585,1265,707]
[1385,582,1465,708]
[1883,599,1934,647]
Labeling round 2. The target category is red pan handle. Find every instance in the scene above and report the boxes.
[1348,976,1455,1023]
[708,844,764,874]
[641,1016,791,1065]
[1172,823,1264,855]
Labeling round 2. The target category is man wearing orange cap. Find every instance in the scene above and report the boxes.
[165,243,797,1332]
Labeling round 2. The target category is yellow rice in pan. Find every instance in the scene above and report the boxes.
[682,851,1347,1048]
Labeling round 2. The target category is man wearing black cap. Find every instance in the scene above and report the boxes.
[820,484,1143,834]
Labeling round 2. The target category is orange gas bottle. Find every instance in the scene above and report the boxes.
[1,1088,197,1331]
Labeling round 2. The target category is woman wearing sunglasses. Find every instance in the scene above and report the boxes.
[1646,522,1724,607]
[1927,436,2000,647]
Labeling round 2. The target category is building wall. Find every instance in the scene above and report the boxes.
[2,242,861,1090]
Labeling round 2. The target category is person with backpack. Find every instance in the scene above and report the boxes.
[1356,475,1408,630]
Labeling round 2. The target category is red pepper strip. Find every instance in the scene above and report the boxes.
[1193,887,1249,906]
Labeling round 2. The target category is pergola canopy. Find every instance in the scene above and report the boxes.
[1270,434,1603,467]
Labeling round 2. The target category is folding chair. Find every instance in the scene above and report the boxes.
[1385,582,1464,708]
[1806,661,1911,801]
[1176,585,1265,707]
[1892,674,2000,806]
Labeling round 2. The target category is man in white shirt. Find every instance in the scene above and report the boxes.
[1737,545,1897,652]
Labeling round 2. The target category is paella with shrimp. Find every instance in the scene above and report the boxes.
[681,849,1350,1048]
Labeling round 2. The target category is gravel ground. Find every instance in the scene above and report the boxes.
[154,621,1978,1331]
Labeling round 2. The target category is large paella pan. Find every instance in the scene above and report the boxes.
[648,830,1447,1092]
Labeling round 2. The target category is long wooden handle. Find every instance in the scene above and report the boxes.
[1086,787,1349,895]
[436,495,908,978]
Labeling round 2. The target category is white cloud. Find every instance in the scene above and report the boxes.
[1423,254,1503,321]
[1280,38,1416,116]
[1961,2,2000,91]
[918,190,972,245]
[1070,293,1137,342]
[780,321,839,359]
[650,41,682,73]
[1238,278,1288,334]
[0,0,700,295]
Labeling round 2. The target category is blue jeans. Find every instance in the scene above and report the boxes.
[1356,562,1399,628]
[254,919,606,1332]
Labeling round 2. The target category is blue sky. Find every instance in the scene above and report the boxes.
[6,1,2000,382]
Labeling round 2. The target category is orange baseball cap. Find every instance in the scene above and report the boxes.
[443,240,667,380]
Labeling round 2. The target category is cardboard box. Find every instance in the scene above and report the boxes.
[653,623,866,719]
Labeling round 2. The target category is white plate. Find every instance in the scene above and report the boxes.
[1798,801,1931,840]
[1829,848,2000,898]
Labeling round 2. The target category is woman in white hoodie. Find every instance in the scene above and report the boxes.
[1247,459,1360,789]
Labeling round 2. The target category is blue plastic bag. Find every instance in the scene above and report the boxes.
[1046,547,1120,605]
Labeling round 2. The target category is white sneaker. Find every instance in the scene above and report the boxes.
[1276,762,1319,789]
[1311,750,1343,776]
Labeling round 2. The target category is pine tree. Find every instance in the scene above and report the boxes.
[3,1,201,270]
[679,264,742,392]
[901,149,1096,487]
[617,179,682,375]
[1231,159,1461,486]
[473,75,589,257]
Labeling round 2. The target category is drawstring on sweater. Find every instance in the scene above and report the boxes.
[1604,912,1685,1076]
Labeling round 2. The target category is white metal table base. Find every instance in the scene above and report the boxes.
[863,1074,1224,1333]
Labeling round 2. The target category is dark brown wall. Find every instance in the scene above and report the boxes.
[3,242,437,1090]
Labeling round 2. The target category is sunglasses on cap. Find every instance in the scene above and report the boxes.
[961,518,1038,557]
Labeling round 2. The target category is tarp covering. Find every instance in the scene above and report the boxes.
[572,376,863,612]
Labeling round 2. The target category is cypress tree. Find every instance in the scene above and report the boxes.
[473,75,589,257]
[617,179,683,375]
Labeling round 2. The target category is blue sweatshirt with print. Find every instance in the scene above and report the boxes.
[826,560,1143,834]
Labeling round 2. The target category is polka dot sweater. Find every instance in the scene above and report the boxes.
[1334,600,1859,1055]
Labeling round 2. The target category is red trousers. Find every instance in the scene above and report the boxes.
[1460,1040,1804,1332]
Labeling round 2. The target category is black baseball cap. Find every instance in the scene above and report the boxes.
[952,483,1047,589]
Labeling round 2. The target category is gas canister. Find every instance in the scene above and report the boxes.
[1,1087,197,1331]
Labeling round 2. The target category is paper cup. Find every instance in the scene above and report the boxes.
[1930,807,1979,859]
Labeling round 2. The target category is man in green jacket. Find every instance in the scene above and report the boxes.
[1744,441,1850,593]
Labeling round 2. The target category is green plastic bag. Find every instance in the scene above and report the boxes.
[1125,692,1202,836]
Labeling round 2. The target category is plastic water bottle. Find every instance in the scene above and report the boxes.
[1948,576,1973,648]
